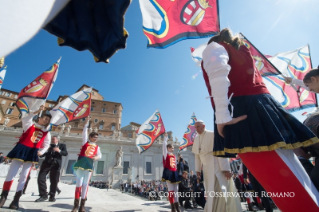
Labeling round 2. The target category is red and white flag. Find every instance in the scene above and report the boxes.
[16,58,60,117]
[49,88,92,130]
[136,109,165,153]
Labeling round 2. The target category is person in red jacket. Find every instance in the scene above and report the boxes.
[201,28,319,211]
[162,132,181,212]
[71,117,101,212]
[0,105,51,209]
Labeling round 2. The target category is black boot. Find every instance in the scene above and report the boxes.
[9,191,22,210]
[79,199,87,212]
[71,199,80,212]
[174,202,181,212]
[0,190,8,208]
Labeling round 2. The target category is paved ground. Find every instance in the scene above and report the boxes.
[0,178,280,212]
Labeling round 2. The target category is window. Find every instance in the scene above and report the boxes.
[82,118,86,121]
[99,123,104,130]
[5,93,10,97]
[111,125,115,130]
[146,162,152,174]
[128,133,132,138]
[91,107,94,111]
[1,100,6,104]
[6,108,13,114]
[8,93,12,97]
[123,161,129,174]
[66,160,76,174]
[14,95,18,99]
[10,102,15,107]
[96,161,104,175]
[94,119,98,123]
[113,110,117,114]
[48,104,54,108]
[0,91,2,95]
[102,108,106,112]
[74,122,79,127]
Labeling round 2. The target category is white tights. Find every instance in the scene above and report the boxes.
[5,160,32,192]
[75,169,92,199]
[167,182,178,203]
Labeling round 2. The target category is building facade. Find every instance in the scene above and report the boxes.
[0,84,195,183]
[0,127,195,183]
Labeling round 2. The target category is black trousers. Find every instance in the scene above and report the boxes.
[249,173,273,212]
[37,162,60,197]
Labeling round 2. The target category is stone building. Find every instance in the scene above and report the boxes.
[0,84,195,185]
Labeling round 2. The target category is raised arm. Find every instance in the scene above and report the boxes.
[22,105,45,131]
[202,42,231,124]
[162,133,168,160]
[284,77,309,91]
[82,117,90,145]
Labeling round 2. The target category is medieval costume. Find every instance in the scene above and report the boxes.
[201,31,319,211]
[162,136,181,212]
[0,112,50,209]
[71,122,101,212]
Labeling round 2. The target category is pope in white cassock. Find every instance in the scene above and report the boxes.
[192,120,241,212]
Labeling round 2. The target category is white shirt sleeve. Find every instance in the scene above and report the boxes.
[162,136,168,160]
[217,157,231,172]
[82,123,88,145]
[291,78,309,91]
[202,42,232,124]
[39,132,51,155]
[96,146,102,159]
[22,113,36,132]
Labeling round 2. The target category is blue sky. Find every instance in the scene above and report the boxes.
[3,0,319,141]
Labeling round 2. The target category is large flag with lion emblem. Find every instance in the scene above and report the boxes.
[16,59,60,117]
[136,109,166,153]
[139,0,220,48]
[49,88,92,130]
[179,113,197,150]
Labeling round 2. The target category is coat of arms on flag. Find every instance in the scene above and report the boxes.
[139,0,219,48]
[136,109,166,153]
[16,59,60,117]
[49,88,92,130]
[179,113,197,150]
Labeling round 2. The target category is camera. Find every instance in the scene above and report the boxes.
[48,144,58,165]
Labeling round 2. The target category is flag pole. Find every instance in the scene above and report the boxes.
[308,43,318,108]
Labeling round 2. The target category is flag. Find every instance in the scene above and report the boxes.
[136,109,165,153]
[242,34,316,111]
[16,59,60,117]
[241,35,281,77]
[191,44,207,67]
[179,113,197,150]
[0,65,7,90]
[44,0,131,63]
[139,0,220,49]
[49,88,92,130]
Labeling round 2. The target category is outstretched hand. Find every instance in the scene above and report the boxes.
[283,76,293,84]
[217,115,247,138]
[86,116,91,125]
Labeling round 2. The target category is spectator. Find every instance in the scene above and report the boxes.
[194,178,206,209]
[0,153,4,164]
[177,154,189,179]
[179,171,192,209]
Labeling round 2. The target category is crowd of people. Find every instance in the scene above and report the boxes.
[89,181,109,190]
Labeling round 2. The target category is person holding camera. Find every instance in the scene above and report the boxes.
[35,135,68,202]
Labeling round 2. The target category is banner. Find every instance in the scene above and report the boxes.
[16,59,60,117]
[139,0,220,48]
[136,109,165,153]
[179,113,197,150]
[0,65,7,90]
[242,35,316,111]
[49,88,92,130]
